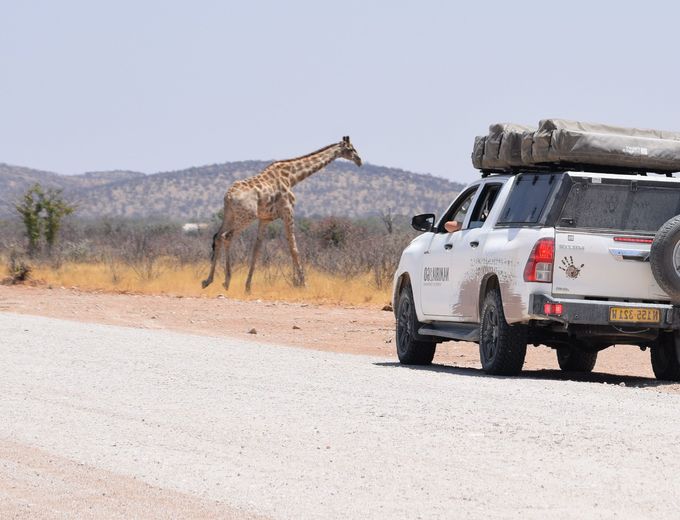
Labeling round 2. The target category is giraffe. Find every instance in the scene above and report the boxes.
[202,136,362,292]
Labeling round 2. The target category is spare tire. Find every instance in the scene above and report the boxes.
[650,215,680,303]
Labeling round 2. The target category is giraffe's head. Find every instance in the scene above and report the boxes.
[339,136,362,167]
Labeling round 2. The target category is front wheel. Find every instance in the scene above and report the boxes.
[396,284,436,365]
[651,332,680,381]
[479,288,527,375]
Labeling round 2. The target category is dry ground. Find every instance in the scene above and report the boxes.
[1,284,678,394]
[0,440,266,520]
[6,313,680,519]
[3,284,680,518]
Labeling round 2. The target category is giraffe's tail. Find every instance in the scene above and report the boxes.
[209,232,219,261]
[210,229,234,261]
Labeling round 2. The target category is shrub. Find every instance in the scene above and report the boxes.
[7,250,32,283]
[311,217,353,248]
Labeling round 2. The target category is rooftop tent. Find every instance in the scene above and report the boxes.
[472,119,680,174]
[471,123,535,170]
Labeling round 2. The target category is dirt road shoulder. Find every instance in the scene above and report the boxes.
[1,285,677,393]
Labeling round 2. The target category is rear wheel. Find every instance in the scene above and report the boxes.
[395,284,436,365]
[651,332,680,381]
[556,345,598,372]
[479,288,527,375]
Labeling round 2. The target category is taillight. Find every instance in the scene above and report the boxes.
[524,237,554,283]
[543,302,563,315]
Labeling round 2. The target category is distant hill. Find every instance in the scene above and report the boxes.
[75,170,146,186]
[0,160,465,220]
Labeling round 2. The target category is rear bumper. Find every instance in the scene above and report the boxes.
[529,294,677,329]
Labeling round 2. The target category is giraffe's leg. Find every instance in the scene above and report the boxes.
[282,212,305,287]
[222,231,235,290]
[202,230,224,288]
[245,220,268,293]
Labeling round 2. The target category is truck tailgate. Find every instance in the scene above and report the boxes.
[553,231,668,301]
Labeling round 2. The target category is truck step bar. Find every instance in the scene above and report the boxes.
[419,322,480,342]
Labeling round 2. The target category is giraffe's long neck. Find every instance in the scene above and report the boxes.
[284,144,342,187]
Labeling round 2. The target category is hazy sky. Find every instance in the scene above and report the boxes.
[2,0,680,183]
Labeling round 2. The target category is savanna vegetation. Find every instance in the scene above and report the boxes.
[1,186,419,306]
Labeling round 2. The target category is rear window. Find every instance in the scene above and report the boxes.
[498,173,561,224]
[559,180,680,232]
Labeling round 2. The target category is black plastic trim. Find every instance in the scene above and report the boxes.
[530,294,677,329]
[418,322,480,342]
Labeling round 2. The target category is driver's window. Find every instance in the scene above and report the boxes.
[437,188,477,232]
[452,195,474,223]
[469,183,502,229]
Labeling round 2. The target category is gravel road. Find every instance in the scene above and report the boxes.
[2,312,680,519]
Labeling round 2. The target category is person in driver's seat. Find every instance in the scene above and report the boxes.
[445,193,492,232]
[444,220,461,233]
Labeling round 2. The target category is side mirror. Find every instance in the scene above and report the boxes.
[411,213,435,232]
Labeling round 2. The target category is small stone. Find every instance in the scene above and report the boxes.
[619,382,626,387]
[248,328,257,334]
[382,304,393,312]
[216,294,225,299]
[293,325,301,330]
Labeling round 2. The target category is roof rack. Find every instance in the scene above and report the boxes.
[480,162,675,178]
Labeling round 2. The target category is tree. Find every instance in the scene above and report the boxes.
[15,184,44,257]
[41,188,75,254]
[381,207,394,234]
[15,183,75,257]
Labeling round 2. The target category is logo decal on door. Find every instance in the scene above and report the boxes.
[424,267,449,283]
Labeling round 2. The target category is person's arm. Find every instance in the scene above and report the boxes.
[444,220,461,233]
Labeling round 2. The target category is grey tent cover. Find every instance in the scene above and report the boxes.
[472,119,680,173]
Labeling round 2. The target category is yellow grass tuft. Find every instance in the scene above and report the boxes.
[3,259,393,307]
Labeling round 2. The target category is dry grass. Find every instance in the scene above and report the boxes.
[2,260,392,307]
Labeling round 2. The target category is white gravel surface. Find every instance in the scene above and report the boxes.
[2,312,680,519]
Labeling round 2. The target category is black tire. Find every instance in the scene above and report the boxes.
[650,332,680,381]
[650,215,680,302]
[395,284,436,365]
[556,346,598,372]
[479,288,527,375]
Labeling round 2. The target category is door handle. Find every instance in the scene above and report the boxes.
[469,241,479,248]
[444,243,453,250]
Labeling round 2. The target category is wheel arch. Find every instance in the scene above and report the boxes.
[393,272,411,317]
[478,273,500,319]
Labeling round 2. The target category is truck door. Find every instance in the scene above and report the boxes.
[421,187,479,316]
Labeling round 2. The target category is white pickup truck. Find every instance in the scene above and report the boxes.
[392,170,680,379]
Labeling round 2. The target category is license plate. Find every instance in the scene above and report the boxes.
[609,307,660,324]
